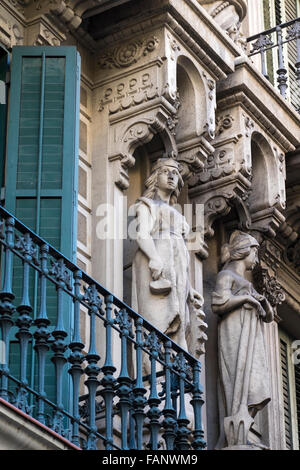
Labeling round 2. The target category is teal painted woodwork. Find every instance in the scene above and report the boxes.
[5,46,80,261]
[0,48,8,189]
[4,46,81,415]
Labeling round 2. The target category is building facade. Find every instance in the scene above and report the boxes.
[0,0,299,451]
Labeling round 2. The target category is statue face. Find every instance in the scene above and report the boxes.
[244,246,259,271]
[156,165,179,192]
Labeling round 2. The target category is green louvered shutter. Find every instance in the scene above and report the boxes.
[0,48,8,189]
[5,46,80,259]
[284,0,300,112]
[280,338,293,449]
[263,0,275,83]
[5,46,80,413]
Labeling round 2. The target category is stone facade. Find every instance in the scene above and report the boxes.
[0,0,300,451]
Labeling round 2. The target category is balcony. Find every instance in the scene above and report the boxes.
[247,17,300,113]
[0,205,205,451]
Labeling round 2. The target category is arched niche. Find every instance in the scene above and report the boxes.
[123,134,167,306]
[176,56,207,143]
[248,132,279,214]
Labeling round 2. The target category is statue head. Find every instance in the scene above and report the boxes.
[143,157,184,205]
[221,230,259,270]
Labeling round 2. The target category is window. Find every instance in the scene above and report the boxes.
[263,0,300,111]
[0,46,9,192]
[279,329,300,449]
[4,46,81,410]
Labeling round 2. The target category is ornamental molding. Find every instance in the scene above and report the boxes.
[109,110,178,190]
[94,13,226,80]
[217,92,295,153]
[0,11,24,48]
[198,0,247,50]
[253,265,285,309]
[216,113,234,136]
[97,36,160,70]
[98,71,161,115]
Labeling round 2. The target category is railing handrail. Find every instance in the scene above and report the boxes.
[0,203,206,450]
[0,204,198,364]
[247,16,300,42]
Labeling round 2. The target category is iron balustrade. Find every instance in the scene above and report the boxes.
[0,205,206,451]
[247,17,300,113]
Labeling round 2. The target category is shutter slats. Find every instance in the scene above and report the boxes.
[280,338,293,449]
[294,363,300,447]
[5,46,80,410]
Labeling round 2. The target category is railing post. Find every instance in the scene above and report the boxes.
[162,340,177,450]
[115,308,132,450]
[14,233,36,413]
[34,244,51,425]
[132,317,147,450]
[50,259,70,436]
[100,294,116,450]
[276,26,288,97]
[174,352,191,450]
[68,269,84,447]
[190,362,206,450]
[83,284,102,450]
[145,331,162,451]
[0,217,15,401]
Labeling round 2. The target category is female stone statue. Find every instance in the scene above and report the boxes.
[212,230,274,449]
[131,157,203,351]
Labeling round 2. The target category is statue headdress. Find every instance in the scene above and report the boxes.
[221,230,259,265]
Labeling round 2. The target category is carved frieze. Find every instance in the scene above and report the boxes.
[216,113,235,136]
[98,36,159,70]
[98,72,159,114]
[0,11,24,48]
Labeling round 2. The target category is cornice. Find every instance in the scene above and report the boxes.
[93,2,240,79]
[217,91,296,153]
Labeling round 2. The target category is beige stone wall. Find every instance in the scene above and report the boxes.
[0,0,300,450]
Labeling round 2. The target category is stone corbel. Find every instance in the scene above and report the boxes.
[201,71,217,141]
[177,138,215,182]
[250,207,286,239]
[25,20,65,45]
[203,189,251,238]
[188,159,252,238]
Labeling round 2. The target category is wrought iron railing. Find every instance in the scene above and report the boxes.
[0,205,206,451]
[247,17,300,113]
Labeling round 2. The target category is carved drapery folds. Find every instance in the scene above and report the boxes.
[212,231,274,449]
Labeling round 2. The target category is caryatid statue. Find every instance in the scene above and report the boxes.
[131,157,206,353]
[212,231,274,449]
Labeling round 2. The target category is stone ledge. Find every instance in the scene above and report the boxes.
[217,56,300,149]
[0,398,81,451]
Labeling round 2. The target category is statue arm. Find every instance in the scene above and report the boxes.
[212,272,262,317]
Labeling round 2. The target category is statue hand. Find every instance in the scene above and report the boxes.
[189,287,204,308]
[245,296,266,319]
[149,258,164,281]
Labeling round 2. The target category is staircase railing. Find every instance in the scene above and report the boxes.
[0,205,206,451]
